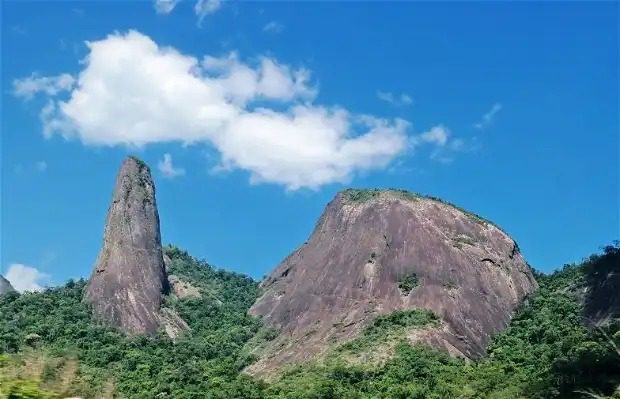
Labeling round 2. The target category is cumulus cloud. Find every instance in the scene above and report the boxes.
[13,74,75,100]
[474,103,502,129]
[158,153,186,178]
[263,21,284,34]
[195,0,222,26]
[5,263,49,292]
[154,0,180,14]
[13,30,458,190]
[202,51,316,104]
[377,91,413,107]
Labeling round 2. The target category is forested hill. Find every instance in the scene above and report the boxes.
[1,244,619,398]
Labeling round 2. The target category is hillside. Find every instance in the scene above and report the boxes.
[0,247,266,398]
[1,244,619,398]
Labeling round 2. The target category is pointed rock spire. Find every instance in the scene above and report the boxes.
[84,156,168,335]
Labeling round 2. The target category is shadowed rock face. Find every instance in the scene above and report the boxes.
[84,157,168,335]
[583,245,620,326]
[0,276,15,295]
[249,189,538,374]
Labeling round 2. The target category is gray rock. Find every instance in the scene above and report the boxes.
[160,307,190,341]
[84,156,169,335]
[0,275,15,295]
[248,189,538,375]
[168,275,202,299]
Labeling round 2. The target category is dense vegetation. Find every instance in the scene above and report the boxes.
[1,244,619,398]
[397,274,419,295]
[0,247,266,398]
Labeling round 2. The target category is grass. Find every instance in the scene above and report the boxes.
[338,309,438,353]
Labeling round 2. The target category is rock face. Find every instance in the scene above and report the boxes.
[84,156,169,335]
[0,275,15,295]
[249,189,538,374]
[583,244,620,326]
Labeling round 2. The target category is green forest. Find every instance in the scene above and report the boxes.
[1,244,618,399]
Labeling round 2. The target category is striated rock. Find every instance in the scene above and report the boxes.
[160,307,190,340]
[168,275,202,300]
[84,156,169,335]
[0,275,15,295]
[249,189,538,374]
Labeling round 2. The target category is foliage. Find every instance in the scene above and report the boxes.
[397,274,419,295]
[1,244,619,398]
[0,248,265,398]
[0,379,59,399]
[338,309,438,354]
[267,243,620,398]
[343,188,419,203]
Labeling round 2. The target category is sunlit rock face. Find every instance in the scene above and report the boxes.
[249,189,538,375]
[84,156,169,335]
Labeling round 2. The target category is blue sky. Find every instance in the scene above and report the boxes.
[2,1,618,291]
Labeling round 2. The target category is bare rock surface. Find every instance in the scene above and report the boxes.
[84,156,169,335]
[0,275,15,295]
[160,307,190,340]
[583,245,620,326]
[249,189,538,374]
[168,275,202,299]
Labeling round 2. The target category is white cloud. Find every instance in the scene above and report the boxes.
[35,161,48,172]
[414,126,477,163]
[195,0,222,26]
[415,125,449,147]
[158,153,186,178]
[13,74,75,100]
[474,103,502,129]
[154,0,180,14]
[202,52,316,104]
[263,21,283,34]
[14,30,457,190]
[5,263,49,292]
[377,91,413,107]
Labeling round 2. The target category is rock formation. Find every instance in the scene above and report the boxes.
[583,244,620,326]
[84,156,169,335]
[0,275,15,295]
[249,189,538,374]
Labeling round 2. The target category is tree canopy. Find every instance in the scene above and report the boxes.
[1,244,618,398]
